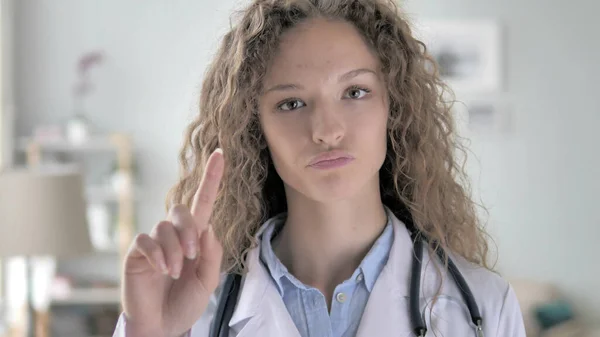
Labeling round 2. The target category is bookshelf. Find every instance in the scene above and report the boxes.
[50,288,120,307]
[20,133,135,337]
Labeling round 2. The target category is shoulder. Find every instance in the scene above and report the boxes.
[420,249,508,302]
[446,254,526,336]
[449,254,508,299]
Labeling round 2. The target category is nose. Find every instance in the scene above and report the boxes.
[311,105,345,146]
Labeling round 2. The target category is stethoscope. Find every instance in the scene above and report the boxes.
[209,219,485,337]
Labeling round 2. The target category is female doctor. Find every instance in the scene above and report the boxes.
[114,0,526,336]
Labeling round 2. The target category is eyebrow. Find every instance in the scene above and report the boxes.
[263,68,377,94]
[263,83,304,94]
[338,68,377,82]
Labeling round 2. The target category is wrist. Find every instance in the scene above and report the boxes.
[125,322,187,337]
[125,325,163,337]
[123,315,165,337]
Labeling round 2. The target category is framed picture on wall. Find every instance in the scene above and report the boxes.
[414,19,503,94]
[452,97,514,135]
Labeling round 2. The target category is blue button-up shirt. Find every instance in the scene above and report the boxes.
[259,212,394,337]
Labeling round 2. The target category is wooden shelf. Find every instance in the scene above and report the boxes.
[86,185,138,202]
[51,287,121,306]
[20,132,134,337]
[23,132,135,260]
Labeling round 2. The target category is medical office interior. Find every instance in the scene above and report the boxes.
[0,0,598,336]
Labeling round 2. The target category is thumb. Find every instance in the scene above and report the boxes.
[195,225,223,291]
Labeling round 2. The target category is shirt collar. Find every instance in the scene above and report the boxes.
[259,213,289,296]
[357,210,394,291]
[259,207,395,295]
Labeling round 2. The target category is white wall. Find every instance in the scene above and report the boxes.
[1,0,15,169]
[13,0,600,323]
[14,0,236,239]
[404,0,600,324]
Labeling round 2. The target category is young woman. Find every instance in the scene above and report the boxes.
[114,0,526,336]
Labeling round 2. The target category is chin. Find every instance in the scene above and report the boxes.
[304,173,369,203]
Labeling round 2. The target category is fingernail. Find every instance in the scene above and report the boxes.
[171,266,180,279]
[160,261,169,275]
[186,241,197,259]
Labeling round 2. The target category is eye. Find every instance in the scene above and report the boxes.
[345,86,371,99]
[277,99,306,111]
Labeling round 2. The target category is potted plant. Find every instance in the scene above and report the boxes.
[66,51,104,144]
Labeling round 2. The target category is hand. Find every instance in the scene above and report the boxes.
[121,149,225,337]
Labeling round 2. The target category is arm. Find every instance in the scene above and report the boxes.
[112,281,221,337]
[112,314,191,337]
[495,284,527,337]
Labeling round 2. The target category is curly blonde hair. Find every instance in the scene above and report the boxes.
[167,0,492,275]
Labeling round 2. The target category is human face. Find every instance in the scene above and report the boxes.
[258,18,389,203]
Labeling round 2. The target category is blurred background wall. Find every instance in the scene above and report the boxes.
[2,0,599,334]
[13,0,234,235]
[404,0,600,325]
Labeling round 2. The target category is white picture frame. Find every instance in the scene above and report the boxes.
[414,19,503,94]
[453,97,513,136]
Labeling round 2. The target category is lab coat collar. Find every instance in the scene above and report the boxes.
[228,240,301,336]
[228,213,290,328]
[379,208,415,296]
[227,246,265,327]
[227,208,415,333]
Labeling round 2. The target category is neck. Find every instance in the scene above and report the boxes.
[272,182,387,306]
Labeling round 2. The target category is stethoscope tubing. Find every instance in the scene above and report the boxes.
[210,233,484,337]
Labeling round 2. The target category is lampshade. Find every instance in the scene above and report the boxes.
[0,166,92,257]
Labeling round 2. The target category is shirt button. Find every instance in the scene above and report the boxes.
[356,273,364,282]
[336,292,347,303]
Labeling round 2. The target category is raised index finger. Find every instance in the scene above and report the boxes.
[190,148,224,234]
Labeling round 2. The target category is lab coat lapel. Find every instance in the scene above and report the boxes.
[356,214,415,336]
[228,244,300,337]
[228,212,418,337]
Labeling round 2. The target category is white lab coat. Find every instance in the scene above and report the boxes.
[114,213,526,337]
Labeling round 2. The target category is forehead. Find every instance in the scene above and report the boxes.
[264,18,380,84]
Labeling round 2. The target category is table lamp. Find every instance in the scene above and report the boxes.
[0,166,92,337]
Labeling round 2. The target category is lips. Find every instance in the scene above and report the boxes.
[308,150,354,166]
